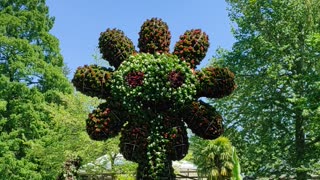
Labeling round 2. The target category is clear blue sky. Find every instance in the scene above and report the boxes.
[46,0,235,78]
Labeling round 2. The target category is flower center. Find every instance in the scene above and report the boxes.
[168,71,185,88]
[126,71,144,88]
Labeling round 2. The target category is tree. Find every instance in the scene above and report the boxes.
[0,1,109,179]
[1,1,128,179]
[0,0,71,178]
[0,0,71,92]
[211,0,320,179]
[191,136,241,180]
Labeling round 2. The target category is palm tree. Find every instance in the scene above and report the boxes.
[192,136,241,180]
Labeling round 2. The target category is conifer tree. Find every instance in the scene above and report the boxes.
[0,1,79,178]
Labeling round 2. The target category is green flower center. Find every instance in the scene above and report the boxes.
[111,53,197,113]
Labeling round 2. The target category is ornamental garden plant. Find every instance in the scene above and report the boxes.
[72,17,236,179]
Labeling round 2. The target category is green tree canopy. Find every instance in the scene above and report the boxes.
[211,0,320,179]
[0,1,112,179]
[0,0,71,91]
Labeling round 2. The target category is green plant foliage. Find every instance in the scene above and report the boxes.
[0,0,72,93]
[0,0,72,178]
[112,53,197,113]
[212,0,320,179]
[191,136,239,180]
[114,160,138,180]
[73,17,236,179]
[42,92,128,178]
[0,1,117,179]
[232,148,242,180]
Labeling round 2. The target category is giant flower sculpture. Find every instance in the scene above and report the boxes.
[72,18,236,179]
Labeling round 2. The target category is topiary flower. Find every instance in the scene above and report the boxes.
[173,29,210,69]
[138,18,171,54]
[72,65,113,99]
[98,28,136,68]
[72,17,236,179]
[196,67,236,98]
[85,99,126,140]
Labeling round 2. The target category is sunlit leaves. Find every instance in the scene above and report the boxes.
[0,0,91,179]
[213,0,320,178]
[192,136,236,179]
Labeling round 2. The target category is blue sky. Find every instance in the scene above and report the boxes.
[46,0,235,78]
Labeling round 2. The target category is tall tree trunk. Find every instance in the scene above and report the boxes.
[295,112,307,180]
[295,23,308,179]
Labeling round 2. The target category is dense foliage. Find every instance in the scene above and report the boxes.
[0,1,118,179]
[191,136,239,180]
[0,0,70,178]
[73,18,236,179]
[112,53,197,113]
[211,0,320,179]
